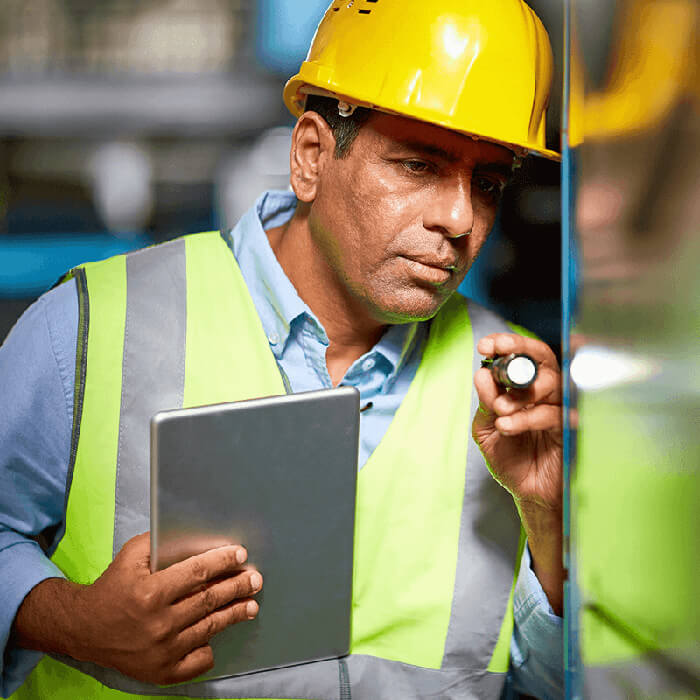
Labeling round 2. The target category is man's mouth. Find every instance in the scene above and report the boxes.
[402,254,459,271]
[401,255,458,285]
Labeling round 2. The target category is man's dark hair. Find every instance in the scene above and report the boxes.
[304,95,372,159]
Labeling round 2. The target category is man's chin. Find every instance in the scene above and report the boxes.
[369,287,455,324]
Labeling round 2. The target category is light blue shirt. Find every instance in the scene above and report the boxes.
[0,190,562,699]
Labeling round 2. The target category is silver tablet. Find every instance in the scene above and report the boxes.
[150,386,359,680]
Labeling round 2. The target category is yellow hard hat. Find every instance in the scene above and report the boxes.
[284,0,559,160]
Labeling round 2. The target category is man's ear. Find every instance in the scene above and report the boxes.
[289,112,336,202]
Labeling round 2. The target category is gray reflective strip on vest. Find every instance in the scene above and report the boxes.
[113,238,188,555]
[441,299,522,670]
[54,652,503,700]
[345,654,506,700]
[53,654,344,699]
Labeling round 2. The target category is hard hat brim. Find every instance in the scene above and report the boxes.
[283,80,561,162]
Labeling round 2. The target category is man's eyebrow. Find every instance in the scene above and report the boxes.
[397,142,514,177]
[400,141,460,162]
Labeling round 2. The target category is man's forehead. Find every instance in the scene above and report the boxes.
[365,111,516,167]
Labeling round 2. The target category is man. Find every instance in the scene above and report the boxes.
[0,1,563,698]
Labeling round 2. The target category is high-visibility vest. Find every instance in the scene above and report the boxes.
[12,232,524,700]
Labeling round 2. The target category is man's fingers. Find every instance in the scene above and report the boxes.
[473,367,500,418]
[171,570,263,630]
[477,333,558,369]
[475,334,562,433]
[494,404,562,435]
[118,532,151,558]
[156,545,249,603]
[175,598,259,658]
[166,644,215,685]
[115,532,152,573]
[492,367,562,415]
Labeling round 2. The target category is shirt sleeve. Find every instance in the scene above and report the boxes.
[0,281,78,697]
[509,544,564,700]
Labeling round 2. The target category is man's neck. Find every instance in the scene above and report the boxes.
[266,215,385,386]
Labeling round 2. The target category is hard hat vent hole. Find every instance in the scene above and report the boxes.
[332,0,378,12]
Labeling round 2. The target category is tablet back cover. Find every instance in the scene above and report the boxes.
[150,387,359,680]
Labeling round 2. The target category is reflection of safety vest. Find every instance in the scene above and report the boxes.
[13,232,524,700]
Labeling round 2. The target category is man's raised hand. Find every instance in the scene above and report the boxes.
[472,332,564,614]
[472,332,563,512]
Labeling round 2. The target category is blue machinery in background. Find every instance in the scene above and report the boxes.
[255,0,329,75]
[0,234,151,299]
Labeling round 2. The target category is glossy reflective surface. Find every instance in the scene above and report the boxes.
[565,1,700,697]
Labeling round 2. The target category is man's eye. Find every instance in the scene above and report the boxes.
[475,177,503,196]
[402,160,433,174]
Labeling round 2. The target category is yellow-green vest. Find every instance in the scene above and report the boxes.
[13,232,524,700]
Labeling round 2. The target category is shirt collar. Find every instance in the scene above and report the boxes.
[225,189,421,376]
[226,190,313,358]
[373,322,420,388]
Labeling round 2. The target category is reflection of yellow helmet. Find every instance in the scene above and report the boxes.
[284,0,559,160]
[582,0,698,143]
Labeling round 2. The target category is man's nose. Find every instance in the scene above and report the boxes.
[423,173,474,238]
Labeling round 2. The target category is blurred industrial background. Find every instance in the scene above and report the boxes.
[0,0,562,353]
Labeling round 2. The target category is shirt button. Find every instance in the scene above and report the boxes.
[362,357,375,371]
[268,332,280,346]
